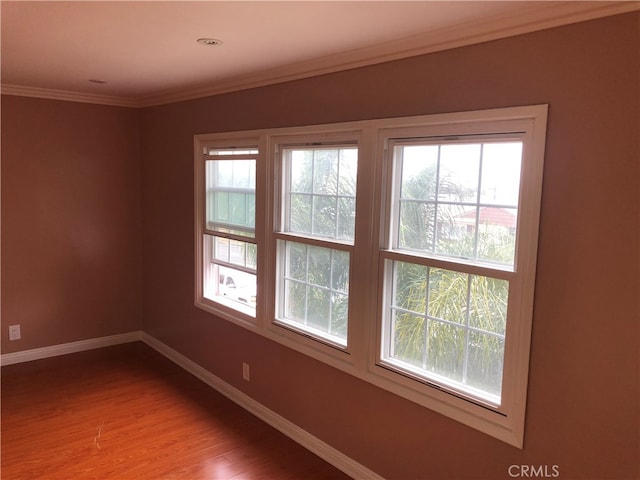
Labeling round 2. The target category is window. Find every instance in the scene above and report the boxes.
[274,143,358,348]
[194,106,547,447]
[198,144,258,318]
[380,137,523,405]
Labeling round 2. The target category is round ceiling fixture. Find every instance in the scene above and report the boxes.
[197,38,223,46]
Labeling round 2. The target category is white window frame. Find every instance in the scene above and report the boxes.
[194,135,264,328]
[272,137,360,350]
[194,105,547,448]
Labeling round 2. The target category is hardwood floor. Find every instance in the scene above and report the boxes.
[1,342,352,479]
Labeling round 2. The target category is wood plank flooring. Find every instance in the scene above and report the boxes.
[1,342,352,479]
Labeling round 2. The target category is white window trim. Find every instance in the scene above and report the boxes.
[194,105,547,448]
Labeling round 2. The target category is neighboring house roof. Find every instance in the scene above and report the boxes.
[455,207,517,229]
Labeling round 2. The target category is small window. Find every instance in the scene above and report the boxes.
[274,144,358,347]
[202,146,258,316]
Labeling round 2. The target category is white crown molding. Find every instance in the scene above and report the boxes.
[1,84,139,108]
[3,1,638,109]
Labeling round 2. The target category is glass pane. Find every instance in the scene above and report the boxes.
[392,139,520,269]
[427,268,468,324]
[337,197,355,240]
[284,146,357,242]
[313,149,338,195]
[308,245,331,287]
[279,241,349,345]
[214,192,229,223]
[284,280,306,323]
[331,293,349,339]
[438,144,480,203]
[216,265,256,308]
[393,261,427,314]
[206,159,256,234]
[213,237,257,269]
[426,321,465,382]
[469,276,508,334]
[286,242,307,281]
[291,150,313,193]
[290,194,312,233]
[312,195,337,238]
[480,142,522,206]
[435,204,475,259]
[392,310,426,368]
[466,331,504,396]
[382,261,507,401]
[307,286,331,331]
[330,250,350,293]
[398,200,435,251]
[477,207,517,265]
[338,149,358,196]
[399,145,438,201]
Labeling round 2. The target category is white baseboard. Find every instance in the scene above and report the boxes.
[140,332,384,480]
[0,331,143,366]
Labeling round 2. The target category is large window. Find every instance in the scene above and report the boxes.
[194,106,547,447]
[380,137,523,405]
[274,143,358,347]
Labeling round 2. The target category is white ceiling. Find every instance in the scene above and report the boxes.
[1,1,637,107]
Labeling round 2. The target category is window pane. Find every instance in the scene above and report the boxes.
[213,237,257,270]
[438,144,480,203]
[215,265,256,308]
[391,310,426,368]
[285,146,357,242]
[393,140,521,268]
[206,159,256,234]
[476,207,517,265]
[468,276,508,334]
[393,261,427,313]
[426,321,465,382]
[290,194,312,233]
[399,145,439,201]
[313,149,338,195]
[435,204,475,259]
[291,150,313,193]
[384,261,507,401]
[466,331,504,396]
[427,268,468,324]
[279,240,349,345]
[480,142,522,206]
[398,200,435,251]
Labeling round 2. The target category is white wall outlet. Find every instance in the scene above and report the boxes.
[8,324,21,341]
[242,362,250,381]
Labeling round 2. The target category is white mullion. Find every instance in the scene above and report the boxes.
[380,249,515,280]
[461,274,473,384]
[204,228,255,243]
[274,231,354,252]
[423,265,430,369]
[304,243,311,327]
[472,144,484,260]
[432,145,442,252]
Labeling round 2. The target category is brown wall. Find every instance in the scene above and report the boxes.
[1,96,142,352]
[140,13,639,480]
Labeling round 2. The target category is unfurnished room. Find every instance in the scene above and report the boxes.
[1,2,639,479]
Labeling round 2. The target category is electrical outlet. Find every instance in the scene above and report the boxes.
[8,324,21,341]
[242,362,250,381]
